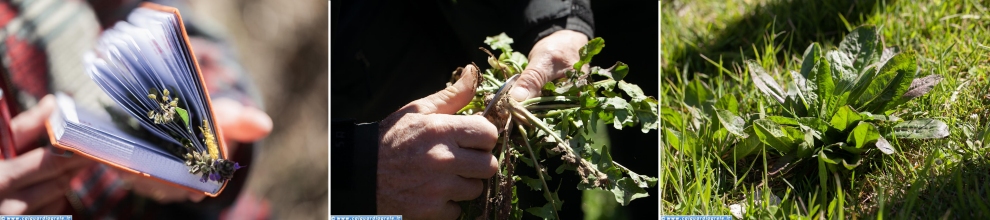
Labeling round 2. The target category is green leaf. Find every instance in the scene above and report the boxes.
[799,43,822,83]
[526,202,558,219]
[593,145,615,174]
[825,50,856,91]
[795,126,818,158]
[610,61,629,81]
[875,136,895,154]
[797,117,831,136]
[765,115,799,126]
[175,107,190,130]
[504,51,529,73]
[684,78,711,109]
[716,109,746,137]
[753,119,796,153]
[747,61,786,104]
[890,119,950,139]
[627,172,658,189]
[844,61,880,108]
[844,122,881,154]
[814,55,838,118]
[841,154,863,170]
[604,97,635,129]
[789,71,815,114]
[664,129,698,157]
[574,37,604,71]
[660,106,683,130]
[819,150,840,165]
[829,105,863,132]
[796,43,822,114]
[733,127,762,161]
[716,93,740,115]
[838,26,880,75]
[611,177,649,206]
[484,32,514,54]
[617,81,646,103]
[860,51,918,112]
[520,176,544,191]
[633,97,659,133]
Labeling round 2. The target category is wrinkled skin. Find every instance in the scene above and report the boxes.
[374,29,588,219]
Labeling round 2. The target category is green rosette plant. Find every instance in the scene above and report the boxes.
[728,26,949,173]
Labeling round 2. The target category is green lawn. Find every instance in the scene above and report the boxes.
[661,0,990,218]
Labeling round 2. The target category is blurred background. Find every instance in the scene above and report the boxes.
[182,0,328,219]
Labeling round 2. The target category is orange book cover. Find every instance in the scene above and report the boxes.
[44,2,233,197]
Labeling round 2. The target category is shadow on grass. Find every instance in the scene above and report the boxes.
[875,158,990,218]
[665,0,887,78]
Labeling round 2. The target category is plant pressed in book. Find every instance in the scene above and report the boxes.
[457,33,658,219]
[147,88,241,183]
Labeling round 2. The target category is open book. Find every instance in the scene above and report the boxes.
[45,3,237,197]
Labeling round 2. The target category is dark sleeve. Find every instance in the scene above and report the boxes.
[518,0,595,46]
[437,0,595,61]
[331,119,380,214]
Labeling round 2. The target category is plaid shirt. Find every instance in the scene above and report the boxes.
[0,0,264,218]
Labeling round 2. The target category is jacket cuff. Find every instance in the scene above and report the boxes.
[525,0,595,47]
[331,119,379,214]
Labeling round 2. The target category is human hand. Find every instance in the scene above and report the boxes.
[509,29,590,101]
[0,95,94,214]
[119,98,273,203]
[376,65,499,219]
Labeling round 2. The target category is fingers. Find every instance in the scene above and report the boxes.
[427,114,497,152]
[446,176,484,202]
[32,197,67,215]
[403,65,479,114]
[11,95,57,152]
[0,147,94,195]
[188,191,207,203]
[0,175,69,215]
[213,98,273,143]
[118,170,193,203]
[439,201,461,220]
[510,30,589,102]
[446,146,498,179]
[421,114,498,179]
[509,68,556,102]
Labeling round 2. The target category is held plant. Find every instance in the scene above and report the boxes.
[728,25,949,174]
[457,33,658,219]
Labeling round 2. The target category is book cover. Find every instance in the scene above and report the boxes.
[44,2,239,197]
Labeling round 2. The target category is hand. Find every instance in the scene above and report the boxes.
[119,98,273,203]
[0,95,94,214]
[509,29,590,101]
[377,65,499,219]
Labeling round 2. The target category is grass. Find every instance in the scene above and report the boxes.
[661,0,990,218]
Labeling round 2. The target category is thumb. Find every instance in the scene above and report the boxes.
[213,98,273,143]
[402,64,479,114]
[12,94,57,153]
[508,67,556,102]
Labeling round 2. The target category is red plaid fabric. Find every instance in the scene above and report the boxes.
[3,35,49,99]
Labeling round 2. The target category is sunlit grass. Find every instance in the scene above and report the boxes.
[662,0,990,218]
